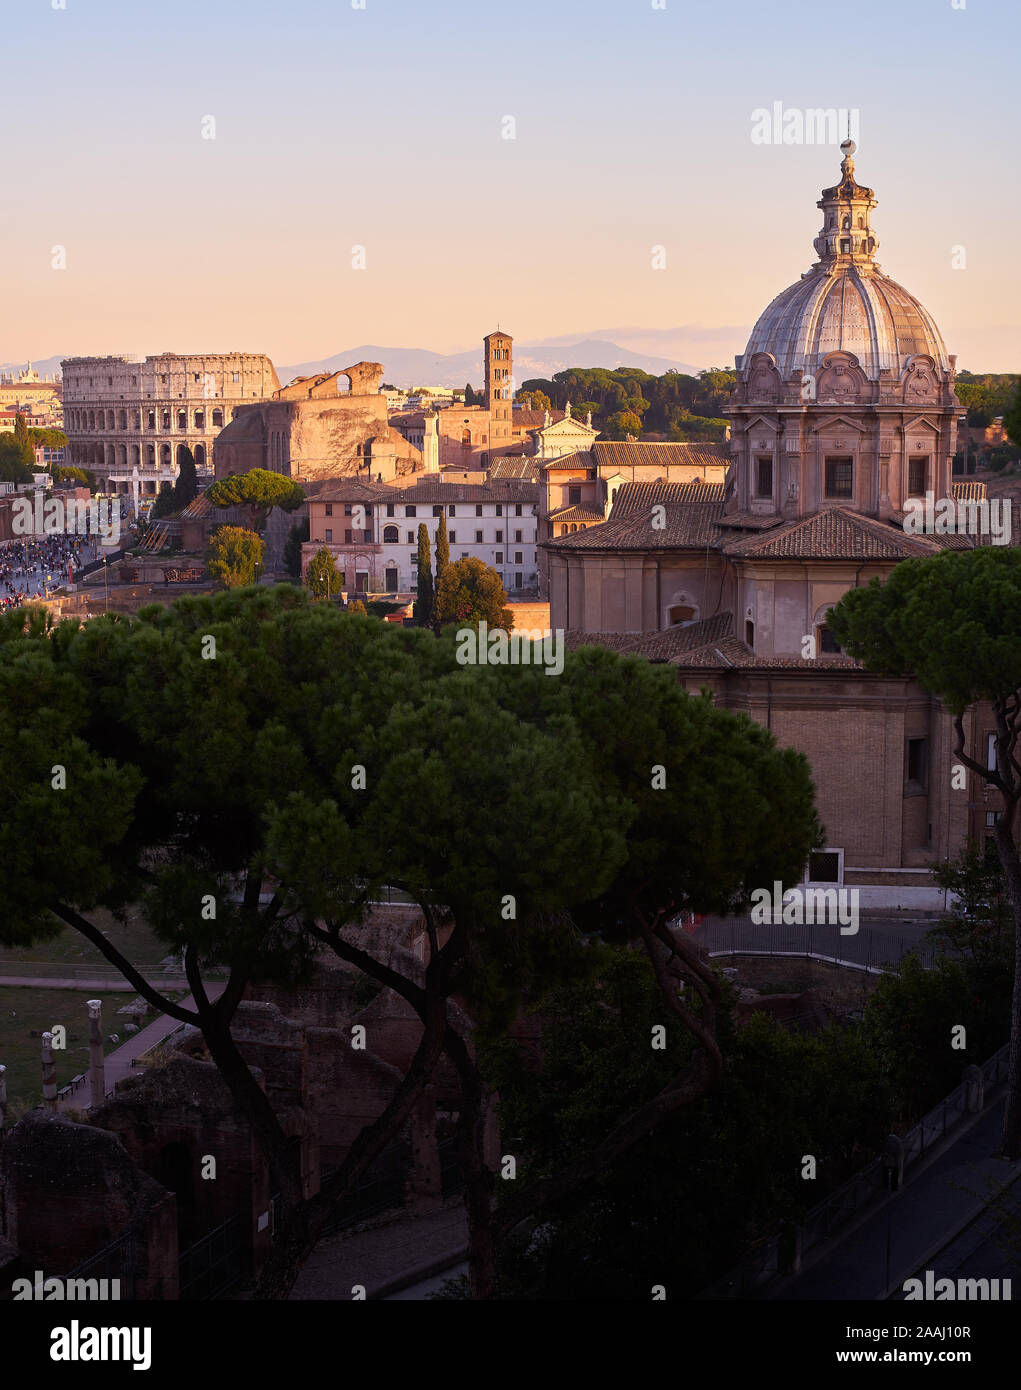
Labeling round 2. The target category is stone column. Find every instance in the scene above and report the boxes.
[41,1031,57,1111]
[87,999,105,1108]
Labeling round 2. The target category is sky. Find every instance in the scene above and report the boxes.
[3,0,1018,373]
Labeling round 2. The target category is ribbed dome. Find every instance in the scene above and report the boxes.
[741,142,950,381]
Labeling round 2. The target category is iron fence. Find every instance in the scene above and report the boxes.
[177,1212,249,1300]
[701,1041,1010,1298]
[696,919,937,974]
[66,1224,140,1300]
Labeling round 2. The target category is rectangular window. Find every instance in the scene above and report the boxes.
[825,457,853,499]
[433,505,443,517]
[386,503,395,517]
[363,530,372,543]
[344,504,353,516]
[807,849,842,884]
[987,732,998,772]
[819,626,842,654]
[568,486,581,505]
[755,457,773,497]
[495,530,503,543]
[345,529,353,544]
[514,551,523,564]
[515,572,522,588]
[475,530,483,543]
[745,619,754,648]
[449,531,456,543]
[476,503,483,516]
[325,503,333,516]
[908,457,928,497]
[325,529,332,542]
[906,736,929,792]
[448,504,456,516]
[495,504,503,516]
[407,530,415,543]
[406,505,417,517]
[495,552,504,564]
[515,503,522,516]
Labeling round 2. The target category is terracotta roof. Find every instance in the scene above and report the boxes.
[311,479,397,503]
[543,499,724,551]
[488,457,540,481]
[541,450,595,472]
[387,479,540,504]
[721,507,973,559]
[609,480,725,514]
[548,505,606,524]
[565,612,734,660]
[592,441,728,471]
[513,409,567,428]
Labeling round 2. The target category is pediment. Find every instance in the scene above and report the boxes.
[811,414,867,436]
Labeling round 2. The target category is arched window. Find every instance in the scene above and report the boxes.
[194,444,206,467]
[212,408,223,428]
[106,410,114,429]
[177,410,187,430]
[118,410,127,429]
[461,428,472,446]
[194,410,204,429]
[383,524,400,543]
[842,215,851,230]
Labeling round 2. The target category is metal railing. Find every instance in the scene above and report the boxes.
[178,1212,249,1300]
[696,918,937,974]
[702,1041,1010,1298]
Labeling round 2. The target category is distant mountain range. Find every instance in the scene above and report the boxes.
[277,340,704,390]
[1,339,705,390]
[0,355,65,380]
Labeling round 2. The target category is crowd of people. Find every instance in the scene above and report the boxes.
[0,534,97,610]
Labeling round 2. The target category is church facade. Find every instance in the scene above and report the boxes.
[544,143,992,909]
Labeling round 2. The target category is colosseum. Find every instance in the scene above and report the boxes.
[61,352,280,514]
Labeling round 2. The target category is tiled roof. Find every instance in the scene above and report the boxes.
[592,441,728,472]
[542,450,594,472]
[543,499,724,551]
[311,479,398,503]
[548,505,606,524]
[609,480,725,515]
[513,409,566,428]
[387,479,540,504]
[565,612,734,660]
[675,637,864,672]
[488,456,540,480]
[721,507,972,559]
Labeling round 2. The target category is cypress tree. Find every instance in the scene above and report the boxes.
[413,521,433,626]
[14,413,33,468]
[173,446,198,508]
[435,510,450,593]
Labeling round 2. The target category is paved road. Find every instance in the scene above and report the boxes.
[0,975,191,992]
[55,983,223,1110]
[772,1097,1021,1300]
[289,1203,468,1300]
[694,913,938,971]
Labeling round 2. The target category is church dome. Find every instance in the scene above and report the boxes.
[740,142,950,382]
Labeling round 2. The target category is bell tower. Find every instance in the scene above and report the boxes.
[484,329,513,450]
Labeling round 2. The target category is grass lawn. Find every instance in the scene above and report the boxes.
[0,906,172,974]
[0,986,158,1118]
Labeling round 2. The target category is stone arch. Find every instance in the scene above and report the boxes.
[160,444,171,468]
[194,443,206,467]
[667,592,699,627]
[176,444,191,467]
[106,410,114,429]
[146,444,156,467]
